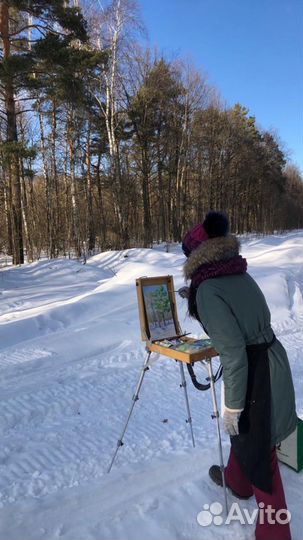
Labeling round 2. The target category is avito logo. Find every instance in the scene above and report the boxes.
[197,502,291,527]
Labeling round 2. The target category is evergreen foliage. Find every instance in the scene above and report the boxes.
[0,0,302,263]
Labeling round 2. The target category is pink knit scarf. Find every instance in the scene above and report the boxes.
[191,254,247,289]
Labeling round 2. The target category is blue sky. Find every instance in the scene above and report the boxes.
[139,0,303,172]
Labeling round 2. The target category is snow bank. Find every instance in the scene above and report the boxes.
[0,233,302,540]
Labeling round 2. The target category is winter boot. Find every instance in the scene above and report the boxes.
[209,465,253,500]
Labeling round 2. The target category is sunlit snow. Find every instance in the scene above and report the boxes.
[0,231,302,540]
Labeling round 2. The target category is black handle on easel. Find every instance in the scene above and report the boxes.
[186,363,223,391]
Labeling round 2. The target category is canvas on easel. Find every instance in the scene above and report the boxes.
[136,275,181,340]
[142,283,177,340]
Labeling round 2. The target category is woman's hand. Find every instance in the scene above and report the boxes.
[178,286,190,299]
[223,409,242,436]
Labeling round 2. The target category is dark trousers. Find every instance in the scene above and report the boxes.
[225,447,291,540]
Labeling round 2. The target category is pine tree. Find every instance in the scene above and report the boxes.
[0,0,93,264]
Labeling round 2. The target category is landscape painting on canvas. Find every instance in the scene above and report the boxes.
[142,284,177,340]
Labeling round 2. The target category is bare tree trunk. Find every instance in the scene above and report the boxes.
[141,145,152,247]
[2,168,13,255]
[28,173,38,258]
[95,153,107,247]
[156,131,167,241]
[38,103,55,258]
[175,95,189,240]
[20,160,33,262]
[67,111,81,258]
[51,99,60,255]
[0,0,24,264]
[85,120,95,251]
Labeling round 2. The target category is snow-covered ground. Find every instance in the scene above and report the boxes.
[0,232,302,540]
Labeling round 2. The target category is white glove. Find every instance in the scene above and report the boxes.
[178,286,190,299]
[223,409,242,436]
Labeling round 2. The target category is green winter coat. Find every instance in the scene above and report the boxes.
[184,235,297,447]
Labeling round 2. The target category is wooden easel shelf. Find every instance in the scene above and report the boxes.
[148,336,217,364]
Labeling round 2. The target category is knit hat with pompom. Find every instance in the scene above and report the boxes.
[182,211,229,257]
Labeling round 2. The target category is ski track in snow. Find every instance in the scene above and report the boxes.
[0,234,302,540]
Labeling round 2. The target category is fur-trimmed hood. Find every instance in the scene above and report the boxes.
[184,234,241,280]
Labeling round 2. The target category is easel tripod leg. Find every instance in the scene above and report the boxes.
[207,359,228,516]
[107,351,151,473]
[179,361,195,448]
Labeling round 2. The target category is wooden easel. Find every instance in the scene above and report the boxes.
[107,275,228,515]
[136,275,217,363]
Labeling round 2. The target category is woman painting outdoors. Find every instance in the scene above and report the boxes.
[182,211,297,540]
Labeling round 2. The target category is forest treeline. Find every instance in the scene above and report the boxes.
[1,0,303,264]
